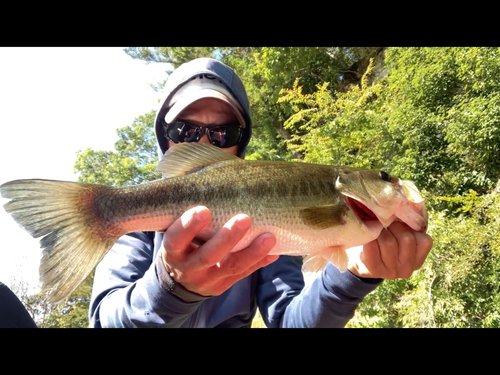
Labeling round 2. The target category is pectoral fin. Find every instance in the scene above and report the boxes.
[299,204,348,229]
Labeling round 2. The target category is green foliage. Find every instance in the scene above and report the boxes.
[277,47,500,198]
[251,309,267,328]
[124,47,222,92]
[352,184,500,327]
[221,47,291,161]
[51,271,94,327]
[276,47,500,327]
[63,47,500,328]
[445,94,500,182]
[385,47,500,195]
[8,279,54,327]
[40,273,94,328]
[278,58,389,170]
[74,111,161,187]
[247,47,378,160]
[8,273,93,328]
[125,47,218,67]
[126,47,381,161]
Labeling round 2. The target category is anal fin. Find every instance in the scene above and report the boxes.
[327,245,348,272]
[302,245,348,274]
[302,254,329,274]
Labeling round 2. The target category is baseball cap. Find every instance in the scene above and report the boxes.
[164,76,246,128]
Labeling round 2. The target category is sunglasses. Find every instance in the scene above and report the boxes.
[164,120,243,148]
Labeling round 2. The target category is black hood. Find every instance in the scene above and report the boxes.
[154,58,252,159]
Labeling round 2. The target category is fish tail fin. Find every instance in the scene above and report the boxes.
[0,179,118,303]
[302,245,348,274]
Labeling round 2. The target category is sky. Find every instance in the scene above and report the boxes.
[0,47,169,292]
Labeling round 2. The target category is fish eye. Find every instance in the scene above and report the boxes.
[379,171,391,182]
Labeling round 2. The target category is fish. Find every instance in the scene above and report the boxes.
[0,142,428,303]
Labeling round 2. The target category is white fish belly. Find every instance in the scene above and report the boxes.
[230,221,383,257]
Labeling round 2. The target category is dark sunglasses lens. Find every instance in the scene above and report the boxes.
[209,126,241,148]
[167,123,202,143]
[183,126,203,142]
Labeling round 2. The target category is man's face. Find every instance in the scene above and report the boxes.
[167,98,240,156]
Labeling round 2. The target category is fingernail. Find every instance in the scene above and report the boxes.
[182,207,209,228]
[181,211,195,228]
[234,215,251,231]
[261,235,276,249]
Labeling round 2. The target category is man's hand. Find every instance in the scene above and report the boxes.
[161,206,279,296]
[347,221,433,280]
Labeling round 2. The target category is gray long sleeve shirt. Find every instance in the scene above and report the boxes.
[89,231,382,328]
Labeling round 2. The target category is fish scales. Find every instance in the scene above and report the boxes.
[94,160,342,237]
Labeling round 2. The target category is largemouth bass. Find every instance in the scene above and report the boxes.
[0,143,427,303]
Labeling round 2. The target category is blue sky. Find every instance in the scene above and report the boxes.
[0,47,169,291]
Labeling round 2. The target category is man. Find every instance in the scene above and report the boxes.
[89,57,433,328]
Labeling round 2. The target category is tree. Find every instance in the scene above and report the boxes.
[6,270,90,327]
[278,47,500,199]
[124,47,217,92]
[385,47,500,196]
[65,47,500,327]
[124,47,384,161]
[7,277,53,328]
[277,47,500,327]
[42,273,94,328]
[224,47,384,161]
[349,183,500,328]
[74,111,161,187]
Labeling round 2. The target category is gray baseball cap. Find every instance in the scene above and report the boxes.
[154,58,252,158]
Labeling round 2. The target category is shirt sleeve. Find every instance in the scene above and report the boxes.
[89,232,209,328]
[256,255,382,328]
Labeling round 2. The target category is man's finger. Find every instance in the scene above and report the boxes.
[377,227,398,276]
[388,223,417,278]
[219,233,277,276]
[163,206,211,254]
[413,231,433,269]
[188,214,252,270]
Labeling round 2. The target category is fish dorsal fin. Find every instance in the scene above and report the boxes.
[299,204,348,229]
[157,143,241,178]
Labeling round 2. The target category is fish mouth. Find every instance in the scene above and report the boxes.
[346,197,378,222]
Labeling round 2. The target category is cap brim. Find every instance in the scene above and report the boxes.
[165,89,246,128]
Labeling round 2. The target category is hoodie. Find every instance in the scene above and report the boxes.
[89,58,382,328]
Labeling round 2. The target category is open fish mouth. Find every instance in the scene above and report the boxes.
[346,197,378,222]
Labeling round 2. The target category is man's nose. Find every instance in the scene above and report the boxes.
[198,134,211,144]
